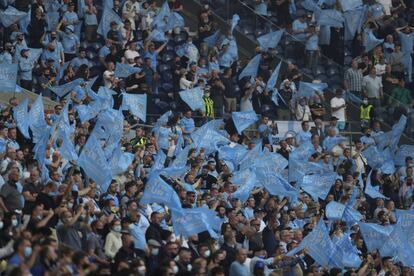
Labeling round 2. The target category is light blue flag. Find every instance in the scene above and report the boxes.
[255,2,268,16]
[0,139,6,154]
[342,206,363,224]
[395,209,414,226]
[218,144,248,168]
[379,223,414,266]
[340,0,363,12]
[394,145,414,166]
[97,7,123,38]
[323,135,347,152]
[77,135,113,192]
[260,172,299,201]
[191,119,223,144]
[232,110,259,134]
[29,95,47,143]
[114,63,141,78]
[301,172,337,201]
[140,174,182,211]
[0,63,18,92]
[232,171,257,202]
[363,28,384,52]
[152,150,167,172]
[326,201,346,220]
[301,0,321,12]
[297,81,328,98]
[390,115,407,150]
[0,6,27,27]
[59,135,78,161]
[257,30,284,51]
[13,97,30,139]
[172,144,194,168]
[365,170,389,199]
[316,9,344,28]
[249,150,289,176]
[166,12,185,30]
[120,93,147,122]
[358,222,393,252]
[159,166,188,179]
[28,48,43,63]
[46,11,60,31]
[331,233,362,268]
[204,30,220,47]
[230,14,240,34]
[171,208,218,239]
[344,90,362,104]
[238,54,261,80]
[50,78,84,98]
[362,146,384,169]
[195,127,230,155]
[109,146,135,176]
[96,87,116,110]
[374,131,393,151]
[344,6,366,41]
[266,61,282,91]
[152,1,171,30]
[179,87,205,112]
[75,103,100,123]
[148,29,168,42]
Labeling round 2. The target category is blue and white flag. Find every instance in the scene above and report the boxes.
[0,6,27,27]
[28,48,43,63]
[179,87,205,112]
[255,2,268,16]
[97,7,123,38]
[218,144,248,167]
[301,0,321,12]
[344,6,366,40]
[301,172,337,201]
[390,115,407,150]
[0,64,18,92]
[238,54,261,80]
[204,30,220,47]
[152,150,167,172]
[230,14,240,34]
[166,12,185,30]
[50,78,83,98]
[394,145,414,166]
[257,30,284,51]
[261,172,299,201]
[171,208,218,239]
[266,61,282,91]
[331,233,362,268]
[362,145,384,169]
[109,146,135,176]
[340,0,363,12]
[114,63,141,78]
[13,97,30,139]
[297,81,328,98]
[344,90,363,104]
[232,110,259,134]
[59,134,78,161]
[29,95,48,143]
[365,170,389,199]
[148,29,168,42]
[323,135,347,152]
[358,222,393,252]
[120,93,147,122]
[232,171,257,202]
[140,174,182,212]
[78,135,113,192]
[326,201,346,220]
[75,103,101,123]
[195,128,230,155]
[46,11,60,31]
[152,1,171,30]
[363,28,384,52]
[316,9,344,28]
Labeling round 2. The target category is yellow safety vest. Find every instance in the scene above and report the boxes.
[360,105,373,120]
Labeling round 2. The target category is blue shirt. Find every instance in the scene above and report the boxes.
[70,57,90,71]
[306,34,319,51]
[99,45,111,59]
[84,7,98,25]
[18,57,34,80]
[63,11,79,26]
[360,135,376,146]
[41,49,60,69]
[180,117,195,134]
[144,50,158,70]
[229,261,249,276]
[296,130,312,145]
[0,52,12,64]
[292,20,308,42]
[60,32,79,54]
[129,223,147,250]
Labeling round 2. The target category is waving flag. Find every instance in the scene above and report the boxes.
[0,63,18,92]
[114,63,141,78]
[28,48,43,63]
[238,54,261,80]
[323,135,347,152]
[365,170,389,199]
[109,146,135,176]
[218,144,248,167]
[13,97,30,139]
[260,172,299,201]
[148,29,168,42]
[50,78,83,98]
[257,30,284,51]
[230,14,240,34]
[266,61,282,91]
[316,9,344,28]
[326,201,346,220]
[390,115,407,150]
[78,135,113,192]
[340,0,363,12]
[152,1,171,30]
[363,29,384,52]
[362,146,384,169]
[171,208,218,238]
[140,174,182,211]
[301,172,337,201]
[97,7,123,38]
[0,6,27,27]
[255,2,268,16]
[232,171,257,202]
[232,110,259,134]
[179,87,205,112]
[297,81,328,98]
[395,145,414,166]
[29,95,47,143]
[301,0,321,11]
[344,6,366,40]
[121,93,147,122]
[166,12,185,30]
[358,222,393,252]
[59,135,78,161]
[331,233,362,268]
[204,30,220,47]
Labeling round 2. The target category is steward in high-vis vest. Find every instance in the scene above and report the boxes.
[359,97,374,128]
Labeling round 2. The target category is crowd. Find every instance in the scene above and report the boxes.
[0,0,412,276]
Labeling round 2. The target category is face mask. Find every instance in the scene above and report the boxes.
[36,215,42,220]
[204,93,210,97]
[363,100,368,105]
[0,221,3,229]
[151,248,159,256]
[204,250,211,258]
[172,266,179,274]
[11,219,18,227]
[187,264,192,271]
[113,225,122,232]
[24,246,32,257]
[137,266,146,275]
[283,206,289,211]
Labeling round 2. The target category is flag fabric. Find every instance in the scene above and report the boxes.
[232,110,259,134]
[120,93,147,122]
[260,172,299,201]
[362,145,384,169]
[191,119,223,144]
[152,150,167,172]
[255,2,268,16]
[394,145,414,166]
[344,90,363,104]
[179,87,205,112]
[344,6,366,40]
[0,6,27,27]
[301,172,337,201]
[203,30,220,47]
[13,97,30,139]
[297,81,328,98]
[230,14,240,34]
[75,103,100,123]
[358,222,393,252]
[194,127,230,155]
[301,0,321,12]
[326,201,346,220]
[365,170,389,199]
[363,28,384,52]
[218,144,248,167]
[46,11,60,31]
[266,61,282,91]
[323,135,347,152]
[97,7,123,38]
[148,29,168,42]
[171,208,218,238]
[257,30,284,51]
[316,9,344,28]
[140,174,182,212]
[77,135,113,192]
[166,12,185,31]
[340,0,363,12]
[152,1,171,30]
[59,134,78,161]
[0,63,18,92]
[114,63,141,78]
[238,54,261,80]
[109,146,135,176]
[28,95,48,143]
[390,115,407,150]
[28,48,43,63]
[232,171,257,202]
[49,78,83,98]
[331,233,362,268]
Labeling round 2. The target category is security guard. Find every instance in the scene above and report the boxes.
[359,97,373,128]
[202,86,214,122]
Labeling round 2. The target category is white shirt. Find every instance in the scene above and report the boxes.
[103,70,115,88]
[179,77,193,90]
[378,0,392,15]
[124,49,140,61]
[362,75,383,99]
[330,97,346,121]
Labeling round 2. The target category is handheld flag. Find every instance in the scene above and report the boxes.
[266,61,282,91]
[257,30,284,51]
[179,87,205,112]
[0,6,27,27]
[114,63,142,78]
[97,7,123,38]
[238,54,261,80]
[230,14,240,34]
[363,29,384,52]
[232,110,259,134]
[120,93,147,122]
[301,172,337,201]
[0,64,18,92]
[13,97,30,139]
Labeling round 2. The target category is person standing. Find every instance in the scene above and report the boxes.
[362,66,383,112]
[344,58,363,98]
[330,89,347,130]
